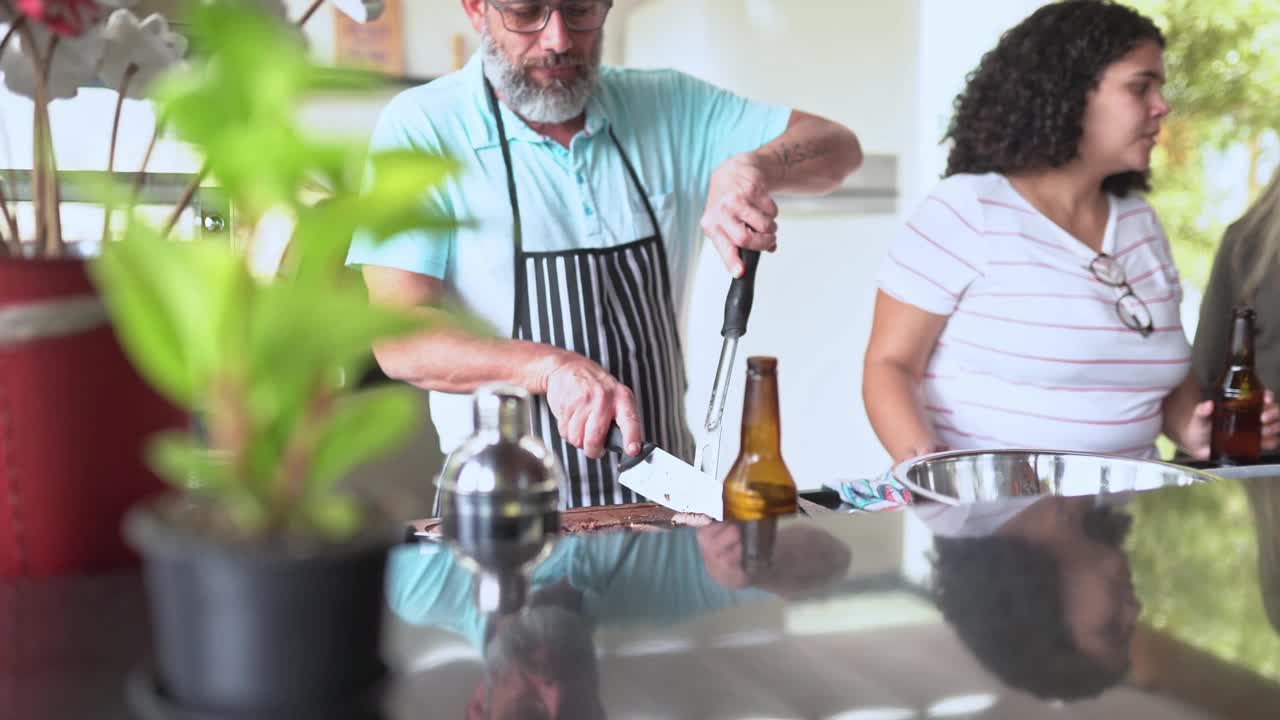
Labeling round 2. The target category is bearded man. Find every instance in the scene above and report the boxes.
[348,0,862,509]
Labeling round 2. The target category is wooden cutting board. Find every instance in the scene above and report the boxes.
[408,502,678,539]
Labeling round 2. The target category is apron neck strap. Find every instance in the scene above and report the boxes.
[484,76,524,259]
[484,74,665,339]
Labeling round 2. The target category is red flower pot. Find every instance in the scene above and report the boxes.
[0,256,187,577]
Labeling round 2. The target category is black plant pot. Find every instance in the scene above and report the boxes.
[123,496,394,719]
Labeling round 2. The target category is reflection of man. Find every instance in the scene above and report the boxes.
[696,521,852,597]
[923,495,1140,700]
[467,582,605,720]
[350,0,863,510]
[389,528,771,651]
[393,529,764,719]
[392,521,851,717]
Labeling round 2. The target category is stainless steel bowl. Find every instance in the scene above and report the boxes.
[891,449,1224,505]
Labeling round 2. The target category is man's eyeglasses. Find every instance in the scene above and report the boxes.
[1089,253,1154,337]
[486,0,613,34]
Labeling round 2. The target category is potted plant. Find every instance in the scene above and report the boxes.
[10,0,452,714]
[0,0,195,578]
[0,0,388,579]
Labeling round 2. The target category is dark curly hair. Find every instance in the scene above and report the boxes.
[931,504,1133,701]
[944,0,1165,197]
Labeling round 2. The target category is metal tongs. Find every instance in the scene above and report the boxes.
[695,248,762,481]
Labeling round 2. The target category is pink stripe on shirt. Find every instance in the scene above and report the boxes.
[1114,235,1158,258]
[888,253,959,299]
[987,260,1096,282]
[958,400,1163,426]
[964,289,1179,305]
[954,308,1182,333]
[926,370,1175,394]
[909,222,984,276]
[984,229,1072,254]
[944,337,1191,365]
[1129,262,1175,285]
[979,198,1036,215]
[927,195,981,235]
[934,424,1022,446]
[1118,206,1154,221]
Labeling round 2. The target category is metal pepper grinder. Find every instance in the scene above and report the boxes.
[437,384,563,615]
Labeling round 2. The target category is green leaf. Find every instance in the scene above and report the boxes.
[145,431,228,492]
[302,496,362,539]
[144,431,269,530]
[245,281,426,388]
[365,150,458,204]
[234,282,428,493]
[152,0,318,222]
[91,225,252,407]
[308,386,421,494]
[90,225,190,404]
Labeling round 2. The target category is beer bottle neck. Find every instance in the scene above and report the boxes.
[740,372,782,454]
[1229,314,1256,366]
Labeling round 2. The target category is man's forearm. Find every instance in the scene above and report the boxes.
[754,111,862,195]
[372,311,565,395]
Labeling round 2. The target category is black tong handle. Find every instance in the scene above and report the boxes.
[721,249,761,339]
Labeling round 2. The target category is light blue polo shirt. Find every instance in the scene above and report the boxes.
[347,52,790,453]
[387,528,771,648]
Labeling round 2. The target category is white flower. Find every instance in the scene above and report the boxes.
[0,22,104,100]
[97,9,186,99]
[330,0,384,23]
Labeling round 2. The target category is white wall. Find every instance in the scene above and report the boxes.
[620,0,1068,487]
[623,0,919,486]
[914,0,1050,204]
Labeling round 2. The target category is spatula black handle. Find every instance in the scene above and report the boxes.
[721,249,761,339]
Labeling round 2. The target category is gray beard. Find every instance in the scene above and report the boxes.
[480,26,601,124]
[483,605,596,682]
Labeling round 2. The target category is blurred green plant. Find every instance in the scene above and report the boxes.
[90,0,459,539]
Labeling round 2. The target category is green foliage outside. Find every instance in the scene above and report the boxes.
[1129,0,1280,292]
[91,1,462,540]
[1121,0,1280,686]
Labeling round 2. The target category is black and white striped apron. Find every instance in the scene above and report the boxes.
[486,79,694,508]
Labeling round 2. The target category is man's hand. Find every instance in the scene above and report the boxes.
[701,152,779,277]
[696,521,749,589]
[541,352,643,459]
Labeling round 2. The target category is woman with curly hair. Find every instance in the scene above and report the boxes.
[863,0,1277,462]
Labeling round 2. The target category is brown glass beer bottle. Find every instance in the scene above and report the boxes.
[1211,306,1266,466]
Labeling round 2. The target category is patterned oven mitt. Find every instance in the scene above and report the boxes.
[828,471,914,512]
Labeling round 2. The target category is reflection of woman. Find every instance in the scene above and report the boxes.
[863,1,1214,462]
[1193,170,1280,395]
[925,496,1139,700]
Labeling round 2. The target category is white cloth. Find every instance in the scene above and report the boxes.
[879,173,1191,457]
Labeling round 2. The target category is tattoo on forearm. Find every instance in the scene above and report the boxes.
[774,140,828,172]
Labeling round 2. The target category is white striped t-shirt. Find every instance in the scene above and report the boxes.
[878,173,1191,458]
